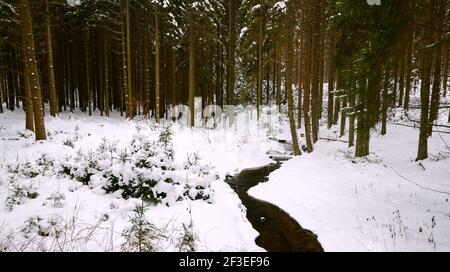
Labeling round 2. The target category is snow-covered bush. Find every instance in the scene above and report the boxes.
[43,192,65,208]
[121,203,162,252]
[7,161,39,179]
[4,179,39,211]
[57,131,217,206]
[59,149,108,185]
[21,215,64,239]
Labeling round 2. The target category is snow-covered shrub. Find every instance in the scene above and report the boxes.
[21,215,64,239]
[103,133,216,205]
[36,154,55,175]
[182,152,216,202]
[121,203,162,252]
[59,149,107,185]
[7,161,39,179]
[177,223,196,252]
[43,192,65,208]
[176,207,196,252]
[63,138,75,148]
[4,179,39,211]
[17,130,33,139]
[55,130,217,206]
[158,126,173,152]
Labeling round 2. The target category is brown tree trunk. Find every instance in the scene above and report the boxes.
[404,31,413,110]
[427,0,445,136]
[188,1,195,127]
[285,4,301,156]
[416,1,434,161]
[155,8,161,123]
[0,73,3,114]
[18,0,47,140]
[311,0,321,143]
[257,18,263,119]
[355,78,369,157]
[226,0,236,107]
[84,29,92,116]
[45,0,58,117]
[143,12,150,116]
[327,36,335,129]
[381,67,389,135]
[172,48,177,107]
[302,0,314,152]
[104,31,110,117]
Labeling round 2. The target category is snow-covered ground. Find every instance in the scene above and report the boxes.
[1,97,449,252]
[250,108,450,251]
[0,108,282,252]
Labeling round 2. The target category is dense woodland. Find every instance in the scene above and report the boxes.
[0,0,448,161]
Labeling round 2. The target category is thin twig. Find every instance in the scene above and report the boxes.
[390,166,450,196]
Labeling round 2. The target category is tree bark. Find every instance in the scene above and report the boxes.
[257,18,263,119]
[302,0,314,152]
[155,8,161,123]
[45,0,58,117]
[188,1,195,127]
[285,4,301,156]
[18,0,47,140]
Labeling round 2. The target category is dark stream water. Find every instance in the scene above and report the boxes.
[226,162,323,252]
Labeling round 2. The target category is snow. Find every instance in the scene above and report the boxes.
[1,89,449,251]
[0,107,283,251]
[249,108,450,252]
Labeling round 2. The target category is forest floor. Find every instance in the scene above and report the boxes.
[0,107,282,251]
[0,95,449,251]
[251,105,450,251]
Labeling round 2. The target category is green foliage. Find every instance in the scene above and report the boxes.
[121,203,162,252]
[4,180,39,211]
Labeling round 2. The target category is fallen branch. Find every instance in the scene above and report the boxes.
[319,137,348,143]
[404,112,450,129]
[390,166,450,196]
[388,122,450,134]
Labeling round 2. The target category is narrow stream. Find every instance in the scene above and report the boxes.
[226,161,323,252]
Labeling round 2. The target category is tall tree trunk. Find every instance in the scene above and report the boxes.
[188,1,195,127]
[226,0,236,107]
[45,0,58,117]
[417,54,432,161]
[21,39,34,131]
[355,78,369,157]
[121,0,128,117]
[442,45,448,98]
[311,0,321,143]
[427,0,445,136]
[18,0,47,140]
[276,45,282,113]
[84,29,92,116]
[381,67,389,135]
[24,66,34,131]
[155,8,161,123]
[327,37,335,129]
[126,0,133,118]
[416,1,434,161]
[143,12,150,116]
[0,73,3,114]
[257,18,263,119]
[348,80,355,147]
[404,31,413,110]
[339,93,347,137]
[428,47,442,135]
[285,5,301,156]
[104,31,110,117]
[302,0,314,152]
[172,48,177,107]
[398,49,405,107]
